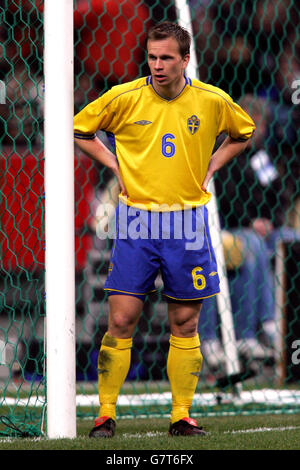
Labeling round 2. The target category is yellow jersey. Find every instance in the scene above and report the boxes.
[74,76,255,210]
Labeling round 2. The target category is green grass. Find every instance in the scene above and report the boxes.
[0,414,300,450]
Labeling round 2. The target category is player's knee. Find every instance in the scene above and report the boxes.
[108,312,137,337]
[169,303,201,337]
[171,317,198,337]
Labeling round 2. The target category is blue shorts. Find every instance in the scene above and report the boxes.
[104,202,220,301]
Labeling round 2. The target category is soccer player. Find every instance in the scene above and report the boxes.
[74,21,255,437]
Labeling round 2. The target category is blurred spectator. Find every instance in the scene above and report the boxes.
[1,61,43,147]
[199,94,300,369]
[250,0,299,99]
[200,231,276,369]
[189,0,258,99]
[190,0,299,104]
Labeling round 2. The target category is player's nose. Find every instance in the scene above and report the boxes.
[154,59,163,70]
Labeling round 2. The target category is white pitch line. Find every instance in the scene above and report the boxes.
[225,426,300,434]
[103,427,300,439]
[123,431,165,439]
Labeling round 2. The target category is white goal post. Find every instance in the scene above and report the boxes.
[44,0,76,438]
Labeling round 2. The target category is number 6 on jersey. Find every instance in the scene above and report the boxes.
[162,133,175,157]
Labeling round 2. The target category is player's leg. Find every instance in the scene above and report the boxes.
[167,301,206,435]
[161,206,218,435]
[90,294,143,438]
[90,203,159,437]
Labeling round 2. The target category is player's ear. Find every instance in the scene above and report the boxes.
[182,54,190,69]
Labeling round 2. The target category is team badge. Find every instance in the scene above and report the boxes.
[187,115,200,134]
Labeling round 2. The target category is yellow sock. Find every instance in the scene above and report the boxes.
[97,332,132,421]
[167,334,203,424]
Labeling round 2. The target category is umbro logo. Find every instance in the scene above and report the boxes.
[133,120,152,125]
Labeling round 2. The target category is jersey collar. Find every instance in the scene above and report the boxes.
[147,75,191,101]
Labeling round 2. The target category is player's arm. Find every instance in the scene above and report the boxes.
[201,136,250,191]
[74,136,127,196]
[202,93,255,191]
[74,89,127,195]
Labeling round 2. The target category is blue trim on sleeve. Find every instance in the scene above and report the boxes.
[74,132,96,140]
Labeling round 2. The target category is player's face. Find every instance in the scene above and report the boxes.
[147,37,190,98]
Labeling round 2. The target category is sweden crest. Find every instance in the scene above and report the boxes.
[187,115,200,134]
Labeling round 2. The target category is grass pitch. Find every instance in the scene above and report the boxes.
[0,414,299,451]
